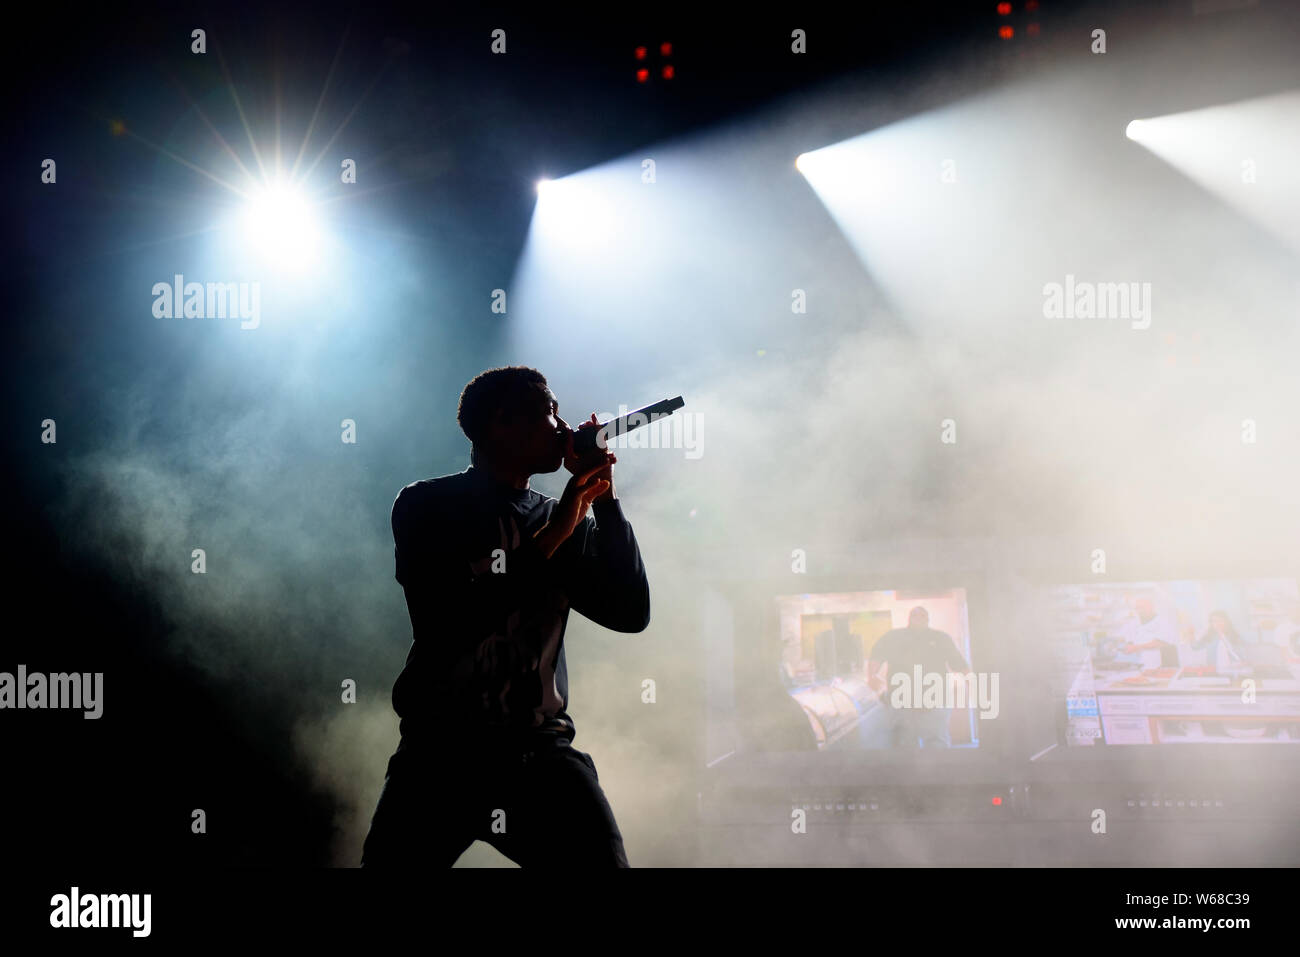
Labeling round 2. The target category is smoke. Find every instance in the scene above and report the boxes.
[50,396,409,865]
[507,24,1299,865]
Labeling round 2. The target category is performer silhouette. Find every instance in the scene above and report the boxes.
[361,366,650,867]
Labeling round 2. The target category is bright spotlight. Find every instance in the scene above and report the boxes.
[530,176,618,253]
[242,180,319,271]
[536,178,552,194]
[795,152,808,172]
[1125,119,1145,141]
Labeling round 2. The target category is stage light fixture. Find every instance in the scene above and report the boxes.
[635,39,673,83]
[241,179,319,271]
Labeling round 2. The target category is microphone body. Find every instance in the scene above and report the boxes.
[571,396,686,454]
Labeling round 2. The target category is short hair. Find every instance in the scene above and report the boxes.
[457,366,550,446]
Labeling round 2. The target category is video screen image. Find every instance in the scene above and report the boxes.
[773,589,979,750]
[1045,578,1300,746]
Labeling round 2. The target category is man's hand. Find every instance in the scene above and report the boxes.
[533,452,617,559]
[558,412,616,504]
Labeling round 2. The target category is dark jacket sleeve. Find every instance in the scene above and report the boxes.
[392,487,465,644]
[553,498,650,633]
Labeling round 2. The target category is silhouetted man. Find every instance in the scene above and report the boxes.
[868,607,971,749]
[361,366,650,867]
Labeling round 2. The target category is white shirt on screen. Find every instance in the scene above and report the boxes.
[1117,613,1180,671]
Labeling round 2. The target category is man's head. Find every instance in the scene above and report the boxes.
[458,366,564,476]
[907,607,929,629]
[1135,597,1156,623]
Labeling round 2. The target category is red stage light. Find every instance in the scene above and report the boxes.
[992,796,1003,806]
[660,42,672,56]
[997,2,1012,14]
[636,68,649,82]
[999,25,1015,38]
[662,65,674,79]
[635,46,647,60]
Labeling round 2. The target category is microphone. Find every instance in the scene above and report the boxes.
[569,397,686,454]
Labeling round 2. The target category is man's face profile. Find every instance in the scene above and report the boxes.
[488,386,564,475]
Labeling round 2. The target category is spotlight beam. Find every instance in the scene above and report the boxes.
[213,35,272,186]
[296,45,403,184]
[162,69,261,187]
[118,126,251,200]
[288,23,352,183]
[1124,90,1300,256]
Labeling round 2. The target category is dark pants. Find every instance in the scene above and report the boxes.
[361,732,629,868]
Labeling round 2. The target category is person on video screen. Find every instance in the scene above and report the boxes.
[868,606,971,749]
[1190,609,1245,670]
[1118,596,1181,670]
